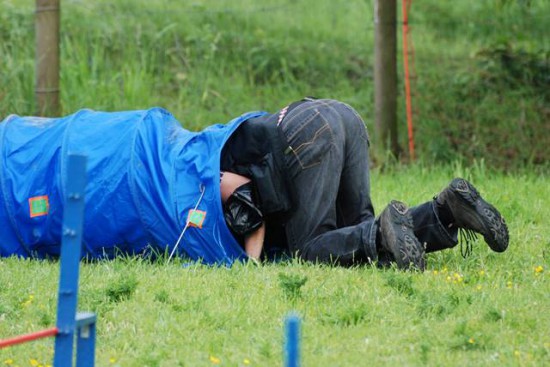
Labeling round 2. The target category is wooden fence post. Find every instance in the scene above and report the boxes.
[374,0,398,157]
[36,0,60,116]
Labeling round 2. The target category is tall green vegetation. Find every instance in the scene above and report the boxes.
[0,0,548,168]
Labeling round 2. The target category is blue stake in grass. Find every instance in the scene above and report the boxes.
[53,154,96,367]
[284,313,301,367]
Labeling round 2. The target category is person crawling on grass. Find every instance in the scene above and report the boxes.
[0,98,509,270]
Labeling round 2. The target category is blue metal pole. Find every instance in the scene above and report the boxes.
[53,154,87,367]
[75,312,97,367]
[284,314,301,367]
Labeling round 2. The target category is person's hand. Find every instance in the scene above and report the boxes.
[244,221,265,261]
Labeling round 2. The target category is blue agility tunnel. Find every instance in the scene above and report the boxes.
[0,108,266,265]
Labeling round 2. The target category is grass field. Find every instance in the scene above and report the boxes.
[1,166,548,366]
[1,0,549,366]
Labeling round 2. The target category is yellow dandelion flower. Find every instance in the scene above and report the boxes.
[209,356,221,365]
[446,276,451,282]
[507,281,513,288]
[30,359,39,367]
[468,337,475,344]
[479,270,485,276]
[442,267,448,273]
[21,295,35,307]
[535,265,543,273]
[3,359,14,366]
[243,358,251,365]
[433,270,439,275]
[476,285,482,291]
[109,357,116,364]
[514,350,520,357]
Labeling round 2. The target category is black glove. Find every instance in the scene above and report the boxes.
[224,182,263,236]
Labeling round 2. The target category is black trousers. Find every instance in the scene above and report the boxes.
[278,99,457,266]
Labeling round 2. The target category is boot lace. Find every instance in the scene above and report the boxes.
[459,228,478,258]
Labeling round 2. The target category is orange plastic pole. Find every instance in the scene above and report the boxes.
[401,0,415,160]
[0,327,58,349]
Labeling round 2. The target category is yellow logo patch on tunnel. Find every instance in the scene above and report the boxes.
[187,209,206,228]
[29,195,50,218]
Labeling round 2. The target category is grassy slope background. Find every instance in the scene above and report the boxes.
[1,0,548,169]
[0,0,549,366]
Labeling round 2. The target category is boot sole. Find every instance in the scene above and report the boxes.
[380,201,425,270]
[450,179,509,252]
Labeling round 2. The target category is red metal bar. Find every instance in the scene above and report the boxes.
[402,0,415,160]
[0,327,58,349]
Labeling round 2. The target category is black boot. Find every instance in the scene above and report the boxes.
[378,200,425,270]
[436,178,509,252]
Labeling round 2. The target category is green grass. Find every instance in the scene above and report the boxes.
[1,166,548,366]
[1,0,549,169]
[0,1,549,365]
